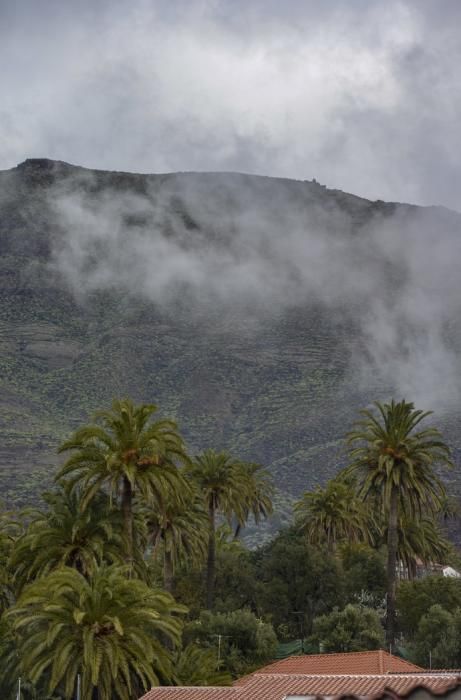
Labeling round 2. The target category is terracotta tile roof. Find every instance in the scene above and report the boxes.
[235,651,423,679]
[234,674,461,700]
[139,688,237,700]
[139,674,461,700]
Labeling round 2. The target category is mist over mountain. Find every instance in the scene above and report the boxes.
[1,158,460,533]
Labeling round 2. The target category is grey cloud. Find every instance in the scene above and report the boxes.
[1,1,461,208]
[46,171,461,410]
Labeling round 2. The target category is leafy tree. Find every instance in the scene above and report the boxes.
[397,575,461,639]
[146,486,208,593]
[294,476,372,550]
[311,603,385,652]
[341,544,386,608]
[184,608,277,678]
[57,399,189,566]
[409,604,460,668]
[186,450,272,609]
[214,540,258,614]
[253,527,344,636]
[346,399,451,646]
[9,565,186,700]
[11,488,127,589]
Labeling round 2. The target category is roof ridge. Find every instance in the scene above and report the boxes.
[246,673,461,679]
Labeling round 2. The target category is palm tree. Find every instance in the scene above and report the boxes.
[395,514,451,580]
[232,462,273,538]
[346,399,452,646]
[57,399,189,566]
[294,476,373,550]
[11,488,127,589]
[146,486,208,593]
[174,643,232,686]
[8,564,186,700]
[186,450,271,609]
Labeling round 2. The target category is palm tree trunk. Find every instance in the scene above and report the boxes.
[164,548,174,594]
[206,500,216,610]
[121,476,134,568]
[386,485,399,648]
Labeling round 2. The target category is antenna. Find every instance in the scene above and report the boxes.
[211,633,233,663]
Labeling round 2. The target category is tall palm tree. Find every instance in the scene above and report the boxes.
[9,564,186,700]
[294,476,373,550]
[57,399,189,566]
[232,462,273,538]
[186,450,271,609]
[146,486,208,593]
[346,399,452,647]
[11,488,127,589]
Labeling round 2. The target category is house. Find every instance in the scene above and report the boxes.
[139,650,461,700]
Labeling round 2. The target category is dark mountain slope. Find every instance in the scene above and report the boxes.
[1,159,460,538]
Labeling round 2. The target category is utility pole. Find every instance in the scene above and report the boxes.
[211,634,232,664]
[16,678,21,700]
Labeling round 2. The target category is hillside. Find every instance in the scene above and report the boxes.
[1,158,460,537]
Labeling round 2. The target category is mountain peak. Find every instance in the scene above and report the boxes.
[16,158,75,171]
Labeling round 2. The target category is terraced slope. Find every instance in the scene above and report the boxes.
[0,159,460,539]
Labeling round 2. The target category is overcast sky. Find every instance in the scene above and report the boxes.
[1,0,460,208]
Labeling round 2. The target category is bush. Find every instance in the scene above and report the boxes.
[184,608,277,677]
[310,604,385,652]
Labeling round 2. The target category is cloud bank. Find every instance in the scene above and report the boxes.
[47,168,461,411]
[1,0,461,208]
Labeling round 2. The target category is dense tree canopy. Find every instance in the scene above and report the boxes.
[0,395,459,695]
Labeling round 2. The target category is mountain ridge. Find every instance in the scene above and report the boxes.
[1,159,460,541]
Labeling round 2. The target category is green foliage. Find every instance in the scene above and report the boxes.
[146,484,208,591]
[174,643,232,686]
[310,603,385,652]
[8,565,186,700]
[294,476,372,550]
[397,575,461,639]
[346,398,452,644]
[1,390,460,695]
[0,508,19,614]
[11,488,127,589]
[214,544,258,613]
[186,449,273,609]
[57,399,189,563]
[253,527,344,636]
[341,544,387,608]
[409,604,460,668]
[184,608,277,677]
[346,399,451,521]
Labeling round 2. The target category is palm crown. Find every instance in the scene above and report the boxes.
[57,399,189,563]
[9,564,186,699]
